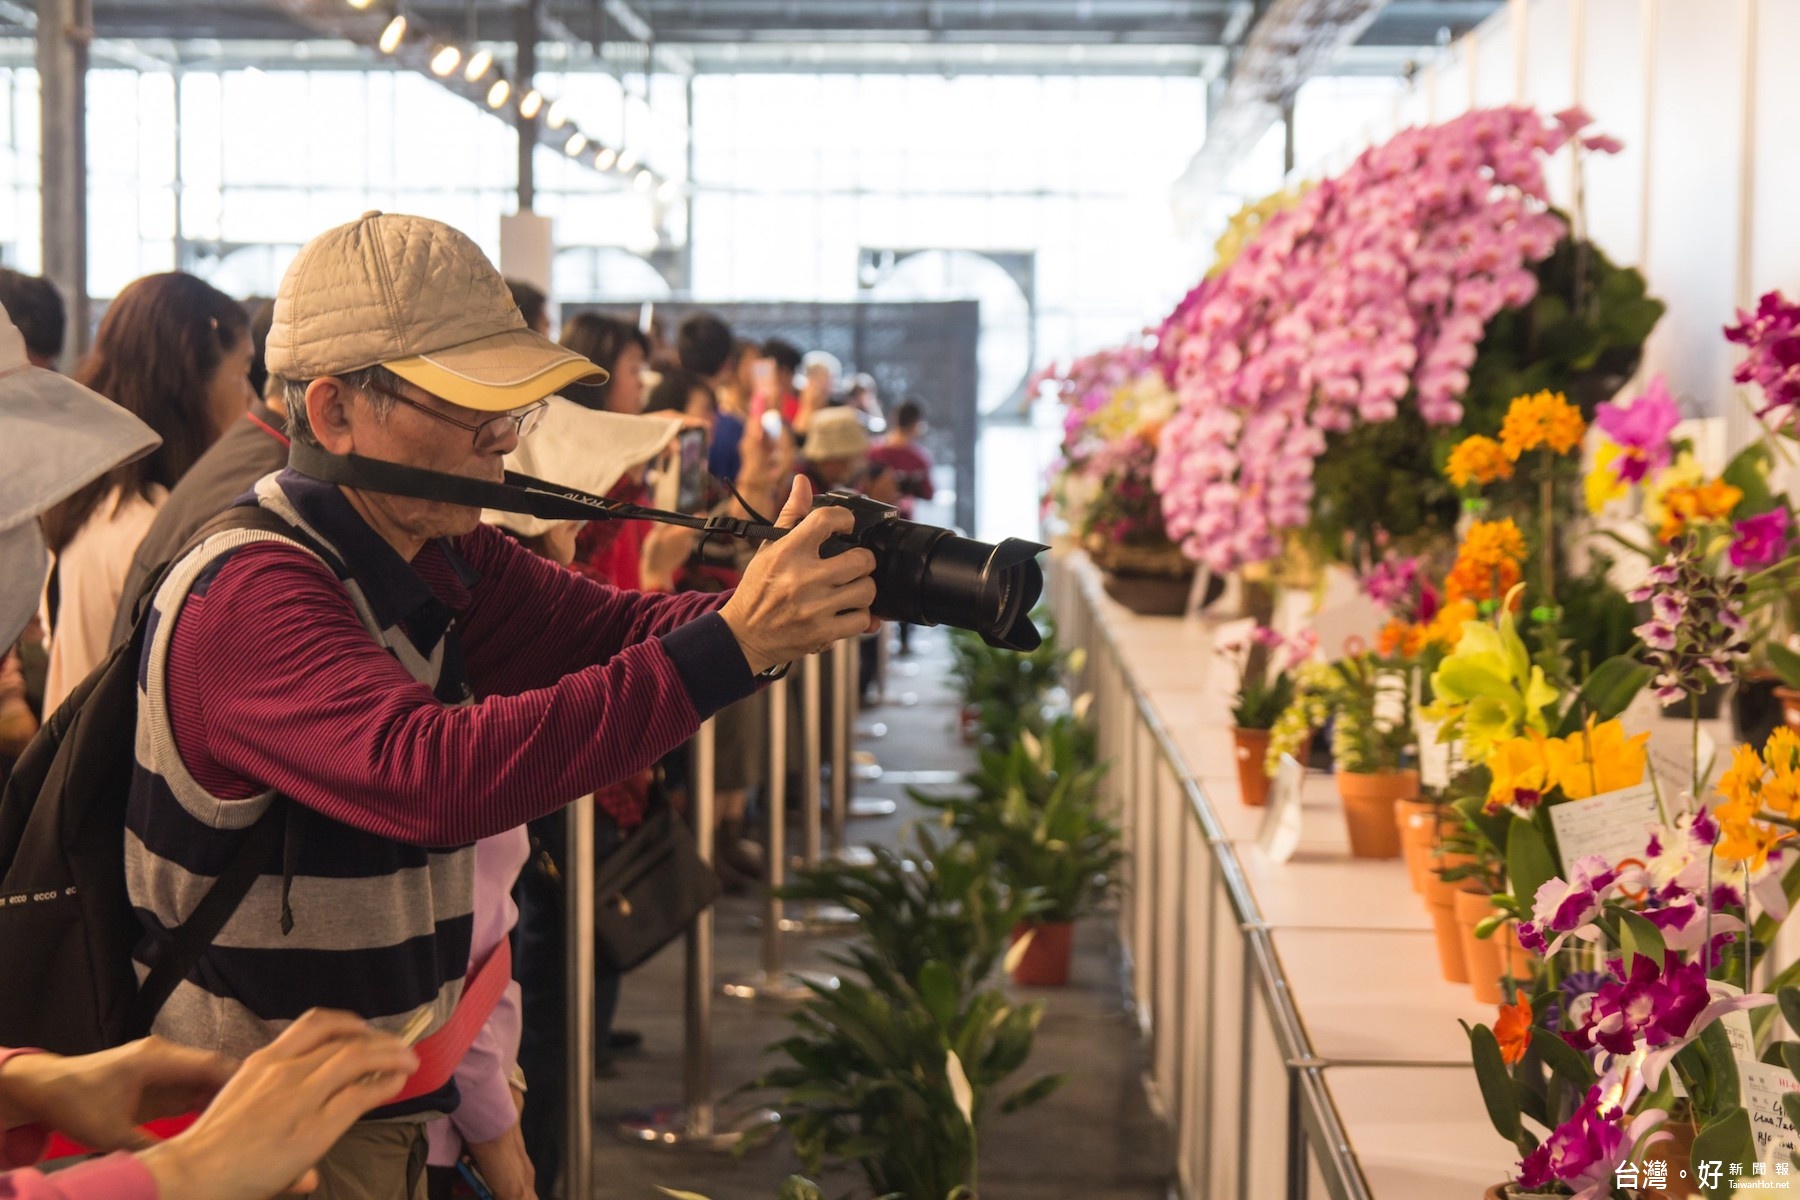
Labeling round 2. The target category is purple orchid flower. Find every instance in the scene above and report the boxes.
[1567,955,1710,1057]
[1522,856,1621,955]
[1516,1066,1665,1200]
[1730,507,1791,569]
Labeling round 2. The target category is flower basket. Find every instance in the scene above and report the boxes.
[1334,769,1415,858]
[1088,537,1221,616]
[1231,727,1272,806]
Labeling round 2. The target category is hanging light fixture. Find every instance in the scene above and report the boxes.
[464,49,493,81]
[346,0,374,9]
[486,79,511,108]
[429,45,461,76]
[634,169,653,192]
[594,146,618,170]
[565,132,588,156]
[617,148,638,172]
[657,179,681,203]
[378,15,407,53]
[518,90,543,119]
[546,99,569,130]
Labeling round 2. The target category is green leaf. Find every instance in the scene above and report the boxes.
[1467,1024,1523,1144]
[1771,644,1800,693]
[1699,1020,1743,1114]
[1785,1092,1800,1136]
[1619,910,1668,971]
[999,1072,1066,1114]
[1723,442,1776,517]
[1506,820,1558,919]
[1529,1026,1596,1088]
[1554,655,1655,735]
[1691,1107,1755,1200]
[917,961,961,1030]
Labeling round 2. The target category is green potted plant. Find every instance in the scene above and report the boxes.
[1217,624,1314,806]
[918,715,1122,986]
[750,831,1063,1200]
[1268,655,1417,858]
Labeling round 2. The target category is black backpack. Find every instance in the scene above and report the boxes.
[0,505,318,1053]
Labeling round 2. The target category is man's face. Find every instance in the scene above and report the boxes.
[311,375,525,547]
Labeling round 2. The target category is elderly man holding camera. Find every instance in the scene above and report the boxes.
[122,212,878,1200]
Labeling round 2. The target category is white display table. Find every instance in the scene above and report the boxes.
[1049,550,1512,1200]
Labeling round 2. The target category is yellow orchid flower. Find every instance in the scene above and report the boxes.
[1544,717,1649,800]
[1584,442,1629,514]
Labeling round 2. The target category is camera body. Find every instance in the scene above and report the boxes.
[811,490,1047,652]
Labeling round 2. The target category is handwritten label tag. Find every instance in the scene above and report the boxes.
[1547,784,1660,873]
[1740,1060,1800,1166]
[1257,754,1305,865]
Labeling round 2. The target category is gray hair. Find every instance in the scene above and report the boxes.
[283,365,405,446]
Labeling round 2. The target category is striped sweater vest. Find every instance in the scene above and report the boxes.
[124,476,474,1111]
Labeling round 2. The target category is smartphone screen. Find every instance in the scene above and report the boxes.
[677,426,708,511]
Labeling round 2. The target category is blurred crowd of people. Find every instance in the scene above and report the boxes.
[0,212,941,1200]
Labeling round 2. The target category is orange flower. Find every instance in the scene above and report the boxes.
[1499,390,1586,460]
[1378,618,1425,660]
[1444,518,1528,605]
[1423,598,1478,648]
[1446,435,1515,488]
[1494,994,1533,1066]
[1656,478,1744,543]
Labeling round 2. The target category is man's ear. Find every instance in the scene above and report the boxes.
[306,377,354,453]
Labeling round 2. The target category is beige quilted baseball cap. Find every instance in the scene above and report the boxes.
[265,211,607,413]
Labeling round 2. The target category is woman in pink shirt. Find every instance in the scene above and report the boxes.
[0,1011,415,1200]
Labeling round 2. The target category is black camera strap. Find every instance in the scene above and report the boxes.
[287,440,784,546]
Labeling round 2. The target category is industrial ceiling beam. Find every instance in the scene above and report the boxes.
[1170,0,1389,227]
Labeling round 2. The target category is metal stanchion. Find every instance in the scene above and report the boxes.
[846,633,896,841]
[724,675,836,1000]
[828,638,852,854]
[788,651,858,934]
[617,719,770,1148]
[564,794,595,1199]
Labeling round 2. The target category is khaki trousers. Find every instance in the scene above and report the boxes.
[297,1120,429,1200]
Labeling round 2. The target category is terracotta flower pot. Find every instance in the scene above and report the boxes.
[1232,727,1272,807]
[1500,921,1537,982]
[1334,769,1417,859]
[1778,686,1800,736]
[1009,921,1075,987]
[1454,887,1505,1005]
[1427,852,1476,984]
[1395,798,1439,892]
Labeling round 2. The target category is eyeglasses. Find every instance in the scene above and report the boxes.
[367,385,548,448]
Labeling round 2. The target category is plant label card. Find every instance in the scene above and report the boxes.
[1707,981,1757,1063]
[1740,1060,1800,1166]
[1258,754,1305,864]
[1416,716,1466,790]
[1547,784,1660,873]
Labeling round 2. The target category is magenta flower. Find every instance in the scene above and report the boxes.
[1730,507,1791,569]
[1516,1065,1664,1200]
[1566,955,1710,1057]
[1518,855,1620,955]
[1726,290,1800,428]
[1594,376,1680,483]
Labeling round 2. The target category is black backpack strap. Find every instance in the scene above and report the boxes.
[127,797,287,1037]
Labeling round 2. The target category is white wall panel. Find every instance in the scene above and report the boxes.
[1578,0,1651,269]
[1640,0,1749,416]
[1474,13,1519,107]
[1748,0,1800,304]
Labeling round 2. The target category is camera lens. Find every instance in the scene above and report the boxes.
[861,521,1047,651]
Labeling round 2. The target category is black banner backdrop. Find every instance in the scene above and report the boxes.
[565,300,979,536]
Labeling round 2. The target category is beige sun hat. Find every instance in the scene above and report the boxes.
[483,400,679,538]
[265,211,607,413]
[0,304,159,647]
[801,405,870,461]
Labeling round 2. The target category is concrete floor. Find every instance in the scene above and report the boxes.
[584,624,1172,1200]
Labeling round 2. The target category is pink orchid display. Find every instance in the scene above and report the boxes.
[1515,1071,1665,1200]
[1563,954,1710,1057]
[1153,106,1609,573]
